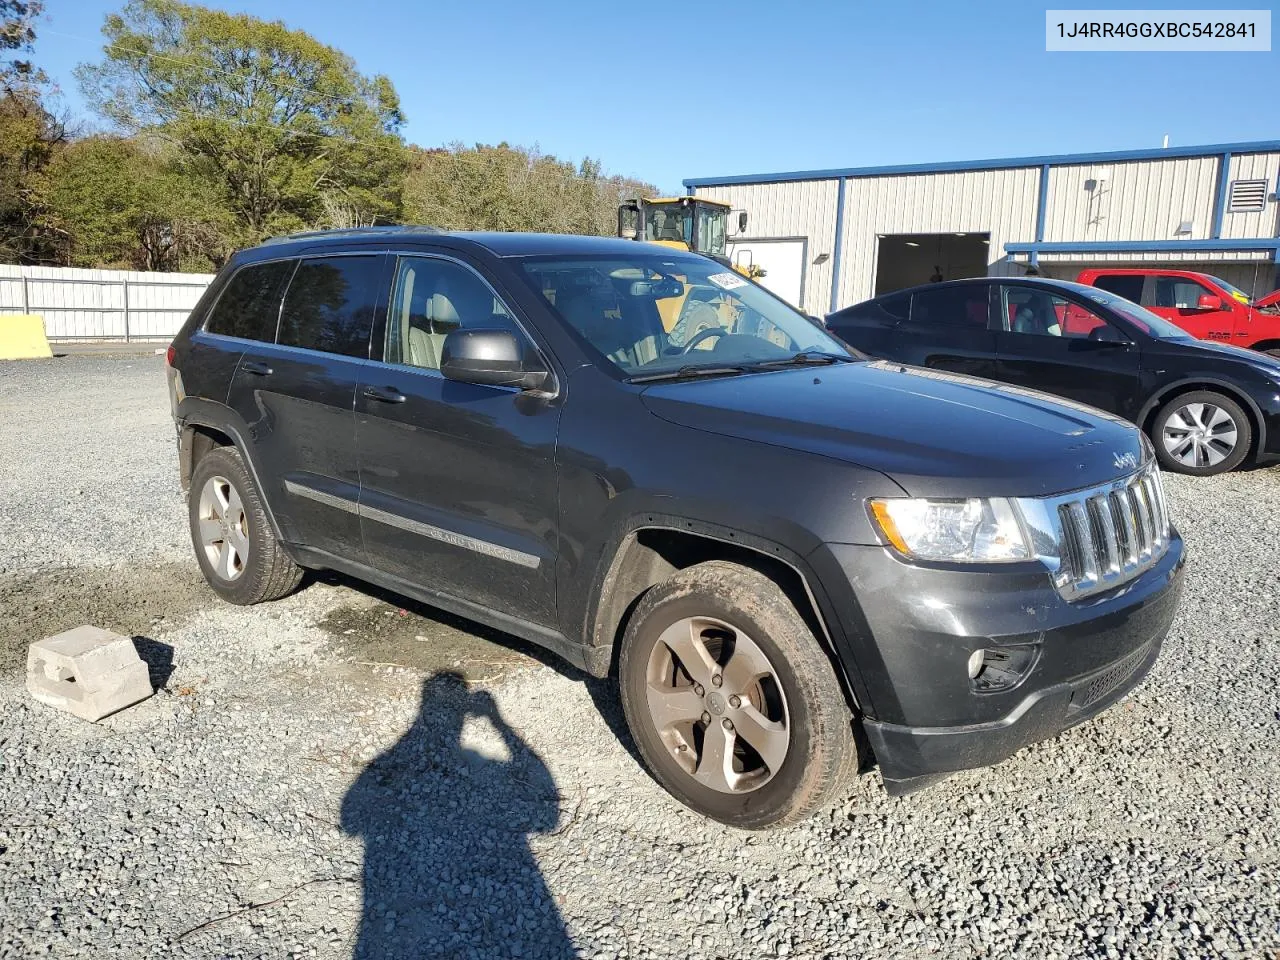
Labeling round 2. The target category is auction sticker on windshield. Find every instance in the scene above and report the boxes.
[707,272,748,290]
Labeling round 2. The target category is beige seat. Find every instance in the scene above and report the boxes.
[406,293,459,369]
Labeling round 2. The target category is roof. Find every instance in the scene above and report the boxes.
[684,138,1280,189]
[838,276,1088,307]
[246,228,692,261]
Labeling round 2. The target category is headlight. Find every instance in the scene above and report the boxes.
[868,497,1030,562]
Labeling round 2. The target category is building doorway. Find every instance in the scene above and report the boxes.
[874,233,990,296]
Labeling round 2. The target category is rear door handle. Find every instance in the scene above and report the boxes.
[363,385,407,404]
[242,360,273,376]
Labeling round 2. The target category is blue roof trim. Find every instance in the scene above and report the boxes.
[1005,239,1280,254]
[683,139,1280,188]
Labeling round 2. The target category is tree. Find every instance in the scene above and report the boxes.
[403,142,656,236]
[0,0,66,263]
[77,0,407,243]
[1,0,43,90]
[39,135,230,270]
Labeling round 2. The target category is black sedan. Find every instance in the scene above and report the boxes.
[826,277,1280,476]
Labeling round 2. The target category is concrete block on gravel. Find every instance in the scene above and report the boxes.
[26,625,153,721]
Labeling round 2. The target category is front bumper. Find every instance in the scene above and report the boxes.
[812,531,1185,794]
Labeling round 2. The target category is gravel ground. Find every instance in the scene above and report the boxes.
[1,354,1278,960]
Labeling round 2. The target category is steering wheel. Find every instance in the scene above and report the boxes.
[681,326,726,354]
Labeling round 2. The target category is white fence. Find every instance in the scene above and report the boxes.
[0,264,215,342]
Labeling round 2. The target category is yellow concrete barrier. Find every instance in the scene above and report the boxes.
[0,314,53,360]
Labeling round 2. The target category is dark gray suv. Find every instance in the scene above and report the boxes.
[166,228,1186,828]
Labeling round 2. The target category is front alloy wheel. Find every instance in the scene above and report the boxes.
[619,561,858,829]
[644,615,790,794]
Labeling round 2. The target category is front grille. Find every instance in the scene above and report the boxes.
[1071,641,1152,710]
[1018,463,1171,601]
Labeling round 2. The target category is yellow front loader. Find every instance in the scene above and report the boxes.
[617,196,763,331]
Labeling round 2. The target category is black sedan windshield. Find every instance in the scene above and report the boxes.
[518,253,847,377]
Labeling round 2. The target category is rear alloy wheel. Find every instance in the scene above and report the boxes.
[1152,390,1251,476]
[619,561,858,829]
[188,446,304,604]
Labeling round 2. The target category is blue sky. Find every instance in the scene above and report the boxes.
[35,0,1280,193]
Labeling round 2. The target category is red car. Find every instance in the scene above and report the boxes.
[1077,268,1280,355]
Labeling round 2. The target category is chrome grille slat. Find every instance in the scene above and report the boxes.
[1017,463,1170,602]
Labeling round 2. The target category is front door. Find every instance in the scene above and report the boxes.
[1147,274,1234,342]
[993,284,1143,419]
[227,253,385,560]
[355,253,561,629]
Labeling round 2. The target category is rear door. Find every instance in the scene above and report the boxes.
[227,253,385,560]
[896,284,1000,378]
[1147,274,1234,342]
[355,252,561,630]
[993,284,1143,417]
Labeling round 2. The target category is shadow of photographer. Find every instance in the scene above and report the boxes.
[340,671,575,958]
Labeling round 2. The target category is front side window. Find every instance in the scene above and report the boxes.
[277,256,381,358]
[385,257,517,370]
[205,259,294,341]
[1001,285,1117,340]
[1154,276,1212,310]
[910,286,990,328]
[518,253,843,376]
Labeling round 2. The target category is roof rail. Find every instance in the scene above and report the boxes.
[261,224,445,245]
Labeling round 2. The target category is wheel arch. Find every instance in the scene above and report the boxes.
[177,400,288,542]
[1137,377,1266,462]
[587,518,864,713]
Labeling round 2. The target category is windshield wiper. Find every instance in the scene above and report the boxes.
[626,364,749,384]
[748,350,857,369]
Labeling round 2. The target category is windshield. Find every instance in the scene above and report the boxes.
[1207,275,1252,303]
[643,206,692,246]
[1073,285,1194,339]
[518,253,848,377]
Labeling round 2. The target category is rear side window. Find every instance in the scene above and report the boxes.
[277,256,382,358]
[910,286,990,328]
[205,260,294,341]
[1091,274,1144,303]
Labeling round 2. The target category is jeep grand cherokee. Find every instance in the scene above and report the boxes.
[166,228,1186,828]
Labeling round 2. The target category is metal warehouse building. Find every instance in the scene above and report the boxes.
[685,139,1280,316]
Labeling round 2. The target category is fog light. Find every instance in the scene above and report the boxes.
[967,649,985,679]
[969,644,1039,692]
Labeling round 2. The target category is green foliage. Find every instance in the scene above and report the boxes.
[39,136,229,270]
[2,0,658,272]
[76,0,406,241]
[404,143,656,237]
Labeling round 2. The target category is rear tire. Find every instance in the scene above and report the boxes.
[1151,390,1251,476]
[618,561,858,829]
[188,446,303,604]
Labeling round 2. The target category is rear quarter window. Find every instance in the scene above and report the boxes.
[204,260,295,341]
[830,292,909,327]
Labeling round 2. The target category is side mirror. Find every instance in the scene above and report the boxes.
[1088,324,1131,345]
[738,211,748,232]
[440,329,550,391]
[1197,293,1223,311]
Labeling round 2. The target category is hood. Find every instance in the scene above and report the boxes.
[640,361,1147,499]
[1254,289,1280,310]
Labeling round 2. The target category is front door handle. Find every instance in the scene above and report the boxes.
[242,360,273,376]
[363,385,407,404]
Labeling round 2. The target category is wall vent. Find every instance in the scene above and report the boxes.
[1227,179,1268,212]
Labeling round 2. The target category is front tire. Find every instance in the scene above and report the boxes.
[1151,390,1251,476]
[618,561,858,829]
[188,446,303,604]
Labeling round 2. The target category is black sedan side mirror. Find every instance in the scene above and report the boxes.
[440,329,550,391]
